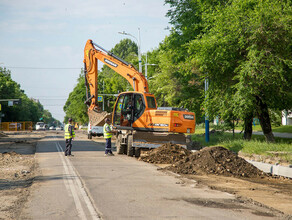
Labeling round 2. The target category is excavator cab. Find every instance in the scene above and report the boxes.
[113,92,150,128]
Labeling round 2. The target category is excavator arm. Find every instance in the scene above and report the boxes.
[83,39,149,112]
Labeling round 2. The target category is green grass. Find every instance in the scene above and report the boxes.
[194,128,206,134]
[271,125,292,133]
[191,132,292,163]
[235,125,292,133]
[196,122,292,133]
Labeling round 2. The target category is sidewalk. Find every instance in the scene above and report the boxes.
[233,130,292,139]
[253,131,292,139]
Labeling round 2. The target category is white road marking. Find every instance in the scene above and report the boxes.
[56,142,87,220]
[56,140,101,220]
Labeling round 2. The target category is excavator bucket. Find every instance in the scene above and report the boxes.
[88,109,112,126]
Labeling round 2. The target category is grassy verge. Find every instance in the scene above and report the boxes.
[270,125,292,133]
[196,123,292,133]
[191,132,292,164]
[235,125,292,133]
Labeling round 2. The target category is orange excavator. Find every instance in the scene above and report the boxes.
[83,39,196,156]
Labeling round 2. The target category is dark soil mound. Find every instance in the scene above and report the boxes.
[0,132,8,137]
[139,143,191,164]
[167,146,265,178]
[2,151,20,157]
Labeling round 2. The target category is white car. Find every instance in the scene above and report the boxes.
[49,126,56,130]
[36,122,46,131]
[56,126,63,131]
[87,122,103,139]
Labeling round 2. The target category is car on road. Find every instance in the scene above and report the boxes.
[87,122,103,139]
[79,125,88,130]
[49,126,56,130]
[56,126,63,131]
[36,122,46,131]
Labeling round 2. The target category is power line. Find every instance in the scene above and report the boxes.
[6,66,82,70]
[32,96,68,98]
[42,104,66,106]
[36,98,68,100]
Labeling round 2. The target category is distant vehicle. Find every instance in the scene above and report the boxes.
[87,122,103,139]
[79,125,88,130]
[36,122,46,131]
[49,126,56,130]
[56,126,63,131]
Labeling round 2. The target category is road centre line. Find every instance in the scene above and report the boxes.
[55,140,101,220]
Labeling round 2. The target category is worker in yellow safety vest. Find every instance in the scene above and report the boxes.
[64,118,75,156]
[103,118,116,156]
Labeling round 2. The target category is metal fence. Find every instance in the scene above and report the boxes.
[0,122,33,131]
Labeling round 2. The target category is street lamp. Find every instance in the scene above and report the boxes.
[118,28,142,73]
[143,53,157,80]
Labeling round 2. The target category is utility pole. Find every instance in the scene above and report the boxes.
[118,28,142,73]
[102,81,105,111]
[205,78,209,142]
[138,28,142,73]
[143,53,157,80]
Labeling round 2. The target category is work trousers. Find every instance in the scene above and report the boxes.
[65,138,72,156]
[105,138,112,154]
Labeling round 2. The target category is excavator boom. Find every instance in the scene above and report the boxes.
[84,39,149,111]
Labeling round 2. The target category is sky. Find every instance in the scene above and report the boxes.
[0,0,171,122]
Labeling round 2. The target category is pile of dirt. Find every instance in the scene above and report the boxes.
[0,131,8,138]
[0,149,36,219]
[0,151,22,164]
[1,151,20,156]
[139,143,191,164]
[167,146,266,178]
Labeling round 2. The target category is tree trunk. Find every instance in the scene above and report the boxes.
[243,113,253,141]
[256,96,275,143]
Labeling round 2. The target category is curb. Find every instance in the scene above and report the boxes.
[247,160,292,178]
[191,150,292,179]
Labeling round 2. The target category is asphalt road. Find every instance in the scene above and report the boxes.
[22,132,281,220]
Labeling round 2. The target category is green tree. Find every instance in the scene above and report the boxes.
[64,72,88,124]
[187,0,292,141]
[0,67,56,124]
[98,39,139,111]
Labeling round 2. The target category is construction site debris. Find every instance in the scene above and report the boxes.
[139,143,191,164]
[0,132,8,138]
[167,146,266,178]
